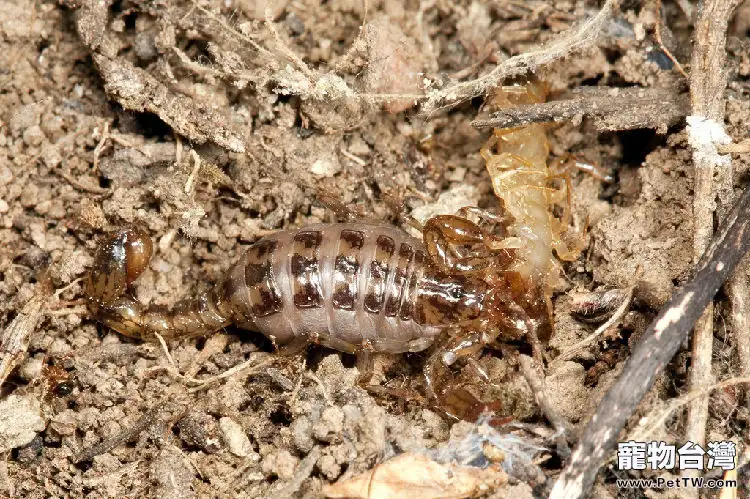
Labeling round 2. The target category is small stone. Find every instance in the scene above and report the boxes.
[41,143,62,168]
[22,125,45,147]
[15,435,43,464]
[0,199,9,214]
[219,417,255,458]
[18,355,44,381]
[261,449,299,481]
[9,103,39,137]
[28,222,47,250]
[291,415,314,453]
[316,453,341,481]
[0,394,46,453]
[310,157,341,177]
[0,165,12,185]
[237,0,288,20]
[312,406,344,443]
[348,135,370,157]
[49,410,78,437]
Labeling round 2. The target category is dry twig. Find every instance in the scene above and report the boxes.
[420,0,620,115]
[653,0,689,79]
[75,398,188,462]
[0,287,50,389]
[549,181,750,499]
[471,87,688,133]
[727,258,750,412]
[684,1,743,492]
[518,355,574,460]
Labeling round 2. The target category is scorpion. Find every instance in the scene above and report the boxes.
[86,79,581,418]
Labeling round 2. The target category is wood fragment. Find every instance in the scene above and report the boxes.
[0,285,50,389]
[727,258,750,412]
[471,87,688,132]
[518,355,574,460]
[421,0,620,115]
[92,54,245,153]
[549,182,750,499]
[684,0,743,493]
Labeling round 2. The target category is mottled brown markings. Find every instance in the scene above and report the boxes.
[292,231,323,309]
[89,223,452,353]
[402,250,426,322]
[251,239,277,260]
[331,230,363,311]
[245,262,270,287]
[385,243,414,316]
[364,235,395,313]
[369,259,388,279]
[332,256,358,310]
[334,255,358,274]
[332,286,355,310]
[376,235,395,256]
[295,230,323,249]
[340,229,364,251]
[244,240,283,317]
[253,287,283,317]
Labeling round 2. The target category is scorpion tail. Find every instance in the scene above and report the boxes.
[86,227,231,340]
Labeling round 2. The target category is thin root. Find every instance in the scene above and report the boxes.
[552,267,641,367]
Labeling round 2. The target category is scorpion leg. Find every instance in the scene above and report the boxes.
[423,325,504,421]
[316,190,368,223]
[549,155,613,183]
[546,157,603,262]
[454,206,514,237]
[355,349,374,386]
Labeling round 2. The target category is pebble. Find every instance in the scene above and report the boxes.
[0,394,46,453]
[219,416,256,458]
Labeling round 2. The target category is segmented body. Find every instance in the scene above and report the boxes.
[224,224,444,353]
[479,80,580,338]
[481,79,570,286]
[86,223,488,354]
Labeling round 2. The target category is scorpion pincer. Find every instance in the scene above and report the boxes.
[85,217,535,405]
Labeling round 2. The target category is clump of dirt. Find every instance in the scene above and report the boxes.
[2,0,749,498]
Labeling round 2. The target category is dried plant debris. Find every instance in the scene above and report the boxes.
[472,87,689,133]
[322,453,507,499]
[429,417,548,486]
[323,416,548,499]
[0,285,50,389]
[92,55,246,153]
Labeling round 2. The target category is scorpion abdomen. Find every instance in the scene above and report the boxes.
[226,223,440,354]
